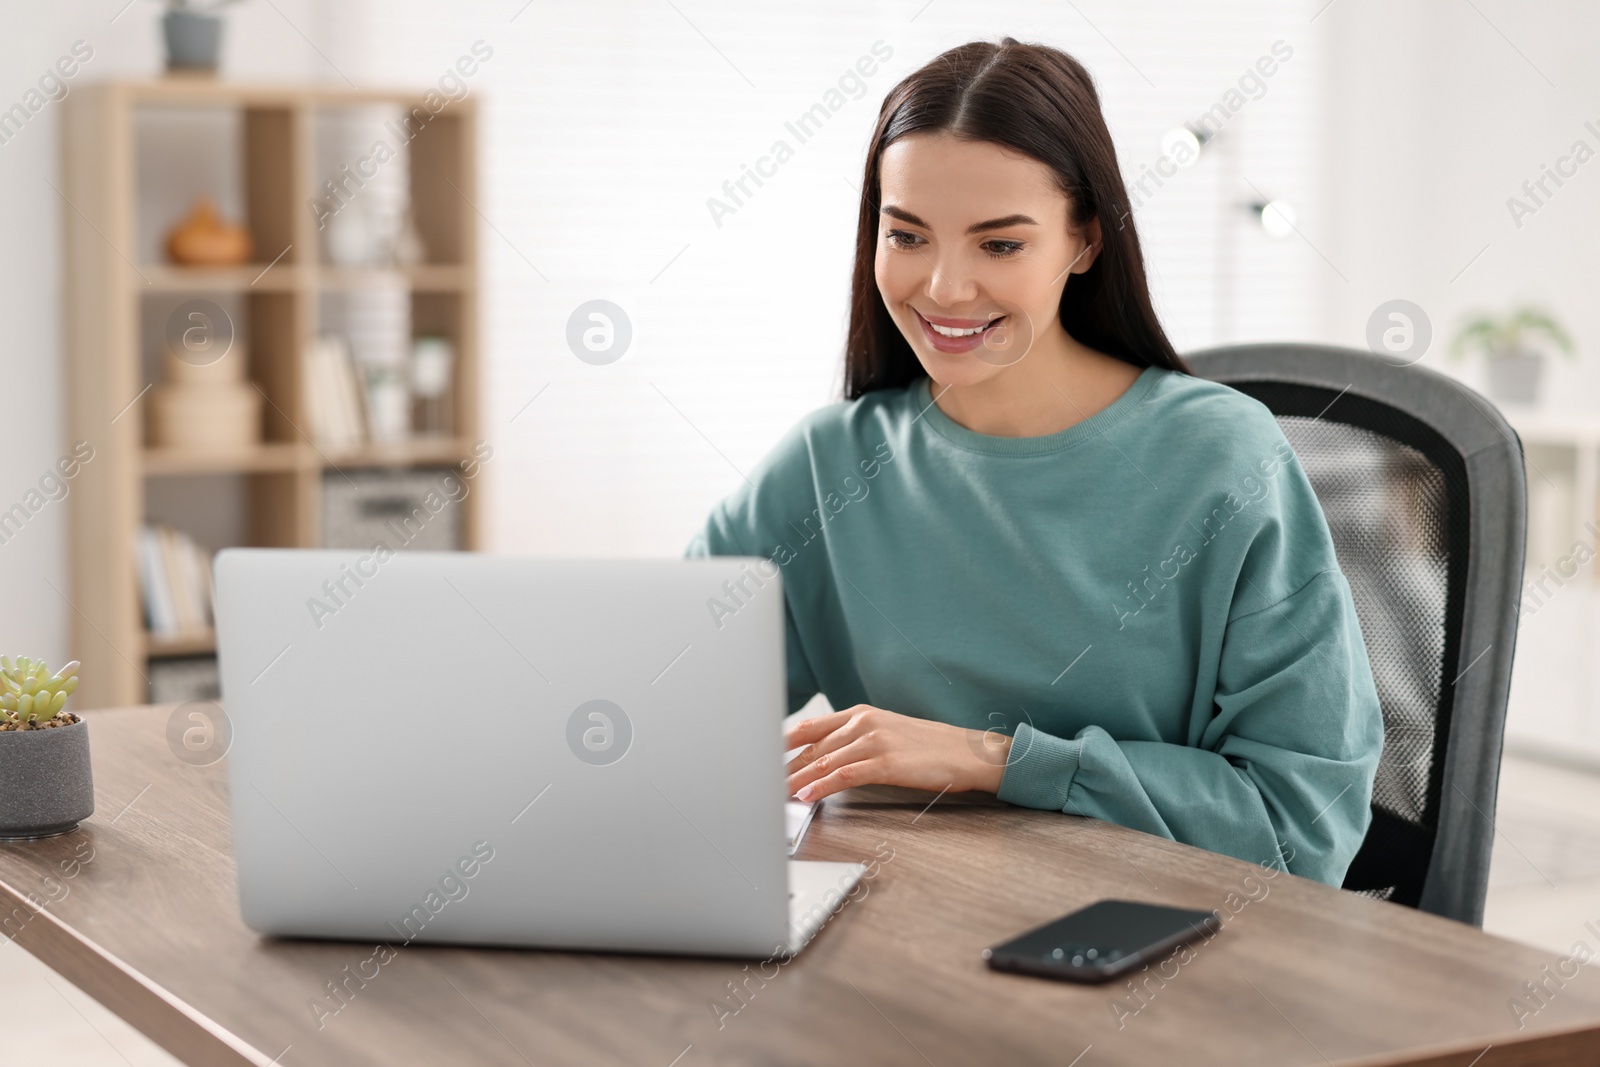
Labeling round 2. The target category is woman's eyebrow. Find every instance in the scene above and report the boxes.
[880,205,1039,234]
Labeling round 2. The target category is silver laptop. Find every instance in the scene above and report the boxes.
[213,549,864,958]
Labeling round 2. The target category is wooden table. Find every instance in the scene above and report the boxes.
[4,705,1600,1066]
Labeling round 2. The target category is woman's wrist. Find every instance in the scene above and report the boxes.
[967,729,1014,793]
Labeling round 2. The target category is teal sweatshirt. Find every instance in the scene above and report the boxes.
[685,366,1383,885]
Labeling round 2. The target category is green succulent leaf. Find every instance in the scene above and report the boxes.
[0,654,81,723]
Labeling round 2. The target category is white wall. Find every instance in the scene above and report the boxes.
[1316,0,1600,398]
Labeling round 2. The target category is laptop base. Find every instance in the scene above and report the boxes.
[787,860,867,955]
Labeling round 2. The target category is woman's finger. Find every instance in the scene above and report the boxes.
[782,716,867,777]
[793,751,888,803]
[787,732,881,798]
[781,706,859,751]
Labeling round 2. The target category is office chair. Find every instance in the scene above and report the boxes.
[1188,343,1527,927]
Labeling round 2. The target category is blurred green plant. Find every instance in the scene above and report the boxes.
[0,656,80,727]
[1450,306,1575,363]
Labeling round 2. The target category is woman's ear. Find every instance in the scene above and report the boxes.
[1066,215,1103,275]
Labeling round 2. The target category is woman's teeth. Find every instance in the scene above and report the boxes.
[926,317,1002,338]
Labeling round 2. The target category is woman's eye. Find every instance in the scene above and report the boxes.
[984,240,1024,259]
[884,231,1020,257]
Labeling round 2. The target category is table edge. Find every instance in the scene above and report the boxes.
[2,872,277,1067]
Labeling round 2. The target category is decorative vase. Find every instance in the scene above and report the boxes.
[1485,351,1543,406]
[391,209,428,268]
[166,197,253,267]
[409,336,454,436]
[326,202,377,267]
[163,11,224,74]
[365,366,411,443]
[0,716,94,840]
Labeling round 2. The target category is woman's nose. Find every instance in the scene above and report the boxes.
[924,254,979,307]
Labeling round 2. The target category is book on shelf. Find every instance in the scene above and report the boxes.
[138,524,215,640]
[306,334,368,448]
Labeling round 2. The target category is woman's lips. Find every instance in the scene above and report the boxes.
[914,309,1006,354]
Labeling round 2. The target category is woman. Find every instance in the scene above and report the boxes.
[685,38,1383,886]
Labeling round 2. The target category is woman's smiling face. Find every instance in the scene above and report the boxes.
[874,132,1100,388]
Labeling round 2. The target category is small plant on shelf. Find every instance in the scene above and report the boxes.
[1449,305,1575,407]
[0,656,81,730]
[1450,306,1574,363]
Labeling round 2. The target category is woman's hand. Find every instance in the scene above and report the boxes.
[784,704,1014,802]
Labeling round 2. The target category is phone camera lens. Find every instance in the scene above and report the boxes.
[1085,948,1098,960]
[1050,947,1064,959]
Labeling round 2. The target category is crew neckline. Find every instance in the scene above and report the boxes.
[910,365,1165,457]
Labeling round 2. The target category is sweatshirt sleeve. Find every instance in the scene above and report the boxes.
[684,509,823,716]
[997,567,1383,883]
[683,413,830,717]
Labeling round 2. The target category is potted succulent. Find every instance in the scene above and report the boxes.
[162,0,246,74]
[0,657,94,840]
[1450,306,1575,407]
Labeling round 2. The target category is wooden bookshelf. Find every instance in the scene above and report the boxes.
[63,81,482,709]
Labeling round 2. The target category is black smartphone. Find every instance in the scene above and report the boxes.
[982,899,1221,983]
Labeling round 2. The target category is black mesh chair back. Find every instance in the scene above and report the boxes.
[1188,344,1526,926]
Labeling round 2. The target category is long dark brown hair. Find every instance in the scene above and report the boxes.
[844,37,1189,399]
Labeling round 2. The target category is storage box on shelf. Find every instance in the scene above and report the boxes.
[64,81,480,709]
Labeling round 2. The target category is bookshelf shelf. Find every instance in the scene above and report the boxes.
[143,629,217,659]
[143,264,301,292]
[318,265,470,292]
[143,442,305,475]
[65,82,481,709]
[142,438,480,476]
[322,436,476,468]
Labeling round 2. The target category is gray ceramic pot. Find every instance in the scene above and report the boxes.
[1485,352,1544,406]
[163,11,223,72]
[0,718,94,840]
